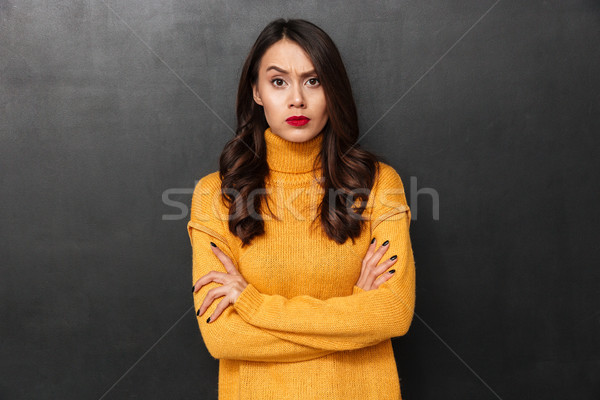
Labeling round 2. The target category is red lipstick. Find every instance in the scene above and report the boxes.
[286,116,310,127]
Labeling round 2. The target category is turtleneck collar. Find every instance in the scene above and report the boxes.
[264,126,323,174]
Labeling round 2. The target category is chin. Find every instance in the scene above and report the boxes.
[292,132,318,142]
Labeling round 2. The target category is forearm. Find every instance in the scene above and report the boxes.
[193,290,336,362]
[190,222,336,362]
[232,210,416,351]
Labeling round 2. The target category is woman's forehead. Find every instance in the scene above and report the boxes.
[259,40,315,74]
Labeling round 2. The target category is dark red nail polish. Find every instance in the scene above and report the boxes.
[210,242,217,247]
[370,238,375,244]
[389,269,396,274]
[196,309,200,316]
[192,286,196,293]
[206,317,211,323]
[382,240,389,246]
[390,255,397,260]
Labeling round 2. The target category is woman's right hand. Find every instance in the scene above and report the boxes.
[354,238,398,291]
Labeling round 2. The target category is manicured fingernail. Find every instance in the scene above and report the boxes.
[370,238,375,244]
[382,240,389,246]
[389,269,396,274]
[390,255,397,260]
[210,242,217,247]
[206,317,211,323]
[192,285,196,293]
[196,309,201,316]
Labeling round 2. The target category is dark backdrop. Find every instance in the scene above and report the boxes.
[1,1,599,399]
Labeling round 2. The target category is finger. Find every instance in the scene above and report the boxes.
[207,296,232,323]
[194,271,229,292]
[372,255,398,276]
[373,268,396,289]
[376,240,391,256]
[210,243,239,275]
[195,271,228,287]
[368,239,391,267]
[198,285,228,316]
[363,238,377,263]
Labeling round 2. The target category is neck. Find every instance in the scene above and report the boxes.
[264,127,323,174]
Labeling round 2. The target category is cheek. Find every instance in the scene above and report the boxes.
[261,100,278,121]
[317,96,328,118]
[260,89,284,112]
[313,91,327,113]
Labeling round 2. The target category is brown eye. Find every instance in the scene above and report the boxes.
[307,78,320,86]
[272,79,285,87]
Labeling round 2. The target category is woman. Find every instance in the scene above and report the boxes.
[188,18,416,400]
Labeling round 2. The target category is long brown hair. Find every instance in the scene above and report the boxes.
[218,18,382,247]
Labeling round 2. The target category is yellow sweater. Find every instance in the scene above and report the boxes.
[187,127,416,399]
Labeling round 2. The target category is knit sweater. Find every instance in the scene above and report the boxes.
[187,126,416,400]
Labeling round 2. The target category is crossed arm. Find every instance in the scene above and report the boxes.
[188,168,416,362]
[189,209,415,362]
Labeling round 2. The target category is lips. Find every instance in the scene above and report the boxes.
[286,116,310,127]
[286,116,310,121]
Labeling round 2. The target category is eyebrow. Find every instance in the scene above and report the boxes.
[265,65,317,78]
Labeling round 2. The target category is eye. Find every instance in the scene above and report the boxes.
[307,77,320,87]
[271,78,286,87]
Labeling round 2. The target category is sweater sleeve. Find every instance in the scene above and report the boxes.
[232,165,416,351]
[189,175,336,362]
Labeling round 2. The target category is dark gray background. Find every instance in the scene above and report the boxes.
[1,0,599,399]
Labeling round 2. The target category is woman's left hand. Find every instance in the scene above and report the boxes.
[193,242,248,323]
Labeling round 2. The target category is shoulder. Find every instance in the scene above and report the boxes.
[370,162,410,222]
[374,161,406,192]
[194,171,222,192]
[190,171,227,223]
[191,171,223,203]
[188,171,234,250]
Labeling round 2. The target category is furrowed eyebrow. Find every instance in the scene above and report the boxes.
[265,65,317,78]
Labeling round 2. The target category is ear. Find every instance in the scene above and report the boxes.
[252,84,263,106]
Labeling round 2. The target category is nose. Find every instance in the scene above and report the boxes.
[288,84,305,108]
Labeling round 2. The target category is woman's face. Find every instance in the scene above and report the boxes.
[252,38,329,143]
